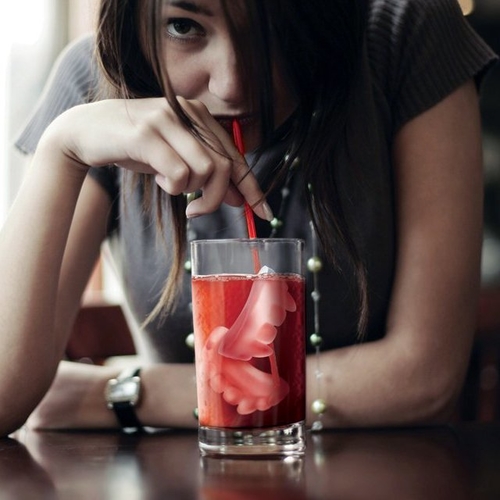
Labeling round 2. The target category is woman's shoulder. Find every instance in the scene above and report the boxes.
[51,33,99,99]
[58,33,95,61]
[366,0,467,52]
[366,0,497,131]
[368,0,463,26]
[15,34,100,155]
[366,0,496,67]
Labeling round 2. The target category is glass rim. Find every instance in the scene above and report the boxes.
[190,238,304,246]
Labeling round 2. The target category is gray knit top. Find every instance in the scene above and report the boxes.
[16,0,498,363]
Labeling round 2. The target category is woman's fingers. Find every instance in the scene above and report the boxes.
[230,158,274,221]
[176,98,272,220]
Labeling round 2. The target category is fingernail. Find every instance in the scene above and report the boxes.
[261,202,274,222]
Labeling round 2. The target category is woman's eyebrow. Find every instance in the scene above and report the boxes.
[167,1,214,16]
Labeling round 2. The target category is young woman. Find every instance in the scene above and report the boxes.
[0,0,497,436]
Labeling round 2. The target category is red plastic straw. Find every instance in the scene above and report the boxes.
[233,123,279,384]
[232,120,257,239]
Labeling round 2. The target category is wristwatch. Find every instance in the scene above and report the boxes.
[105,367,143,431]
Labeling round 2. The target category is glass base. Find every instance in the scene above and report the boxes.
[198,421,306,457]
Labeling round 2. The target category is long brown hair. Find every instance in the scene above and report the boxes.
[96,0,369,334]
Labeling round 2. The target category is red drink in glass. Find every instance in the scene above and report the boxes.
[191,239,306,457]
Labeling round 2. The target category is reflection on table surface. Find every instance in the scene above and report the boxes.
[1,423,499,500]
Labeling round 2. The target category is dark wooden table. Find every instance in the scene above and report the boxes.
[1,423,499,499]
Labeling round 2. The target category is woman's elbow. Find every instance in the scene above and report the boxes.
[0,409,30,438]
[0,378,55,437]
[410,368,466,425]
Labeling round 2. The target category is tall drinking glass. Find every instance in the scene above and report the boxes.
[191,238,306,457]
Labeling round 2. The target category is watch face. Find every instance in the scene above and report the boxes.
[106,377,140,405]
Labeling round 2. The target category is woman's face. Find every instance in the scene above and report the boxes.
[160,0,296,150]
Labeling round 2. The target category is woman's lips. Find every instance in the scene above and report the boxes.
[216,115,255,133]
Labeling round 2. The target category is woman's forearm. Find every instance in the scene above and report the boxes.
[0,133,88,435]
[306,334,465,429]
[27,362,199,432]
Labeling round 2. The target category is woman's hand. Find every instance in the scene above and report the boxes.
[25,361,118,431]
[47,97,270,220]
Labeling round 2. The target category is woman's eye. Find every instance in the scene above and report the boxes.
[165,18,205,40]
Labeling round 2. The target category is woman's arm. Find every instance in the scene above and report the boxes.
[307,79,483,428]
[0,95,268,435]
[23,170,200,432]
[0,140,96,434]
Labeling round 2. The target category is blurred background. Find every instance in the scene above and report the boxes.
[468,2,500,285]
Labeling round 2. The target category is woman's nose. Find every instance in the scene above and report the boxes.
[207,40,243,104]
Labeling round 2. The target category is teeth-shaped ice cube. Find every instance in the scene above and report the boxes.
[217,267,296,361]
[200,326,290,415]
[258,265,273,274]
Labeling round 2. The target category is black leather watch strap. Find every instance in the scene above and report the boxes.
[113,401,143,429]
[108,367,143,432]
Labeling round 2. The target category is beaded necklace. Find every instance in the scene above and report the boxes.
[184,158,327,431]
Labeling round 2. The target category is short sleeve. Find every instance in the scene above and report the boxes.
[368,0,498,132]
[88,166,121,235]
[15,34,98,155]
